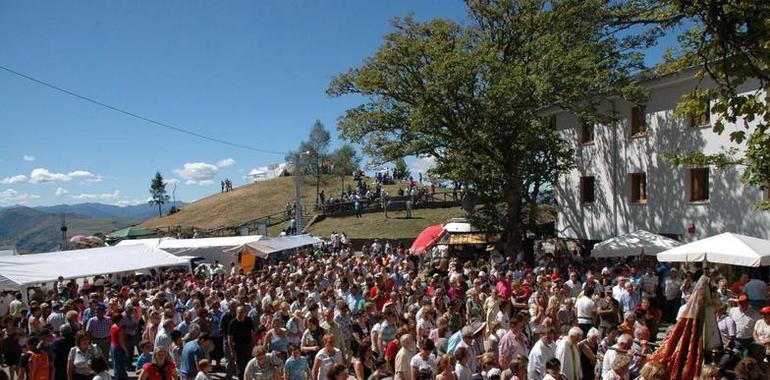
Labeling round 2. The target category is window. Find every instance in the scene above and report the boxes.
[689,168,709,202]
[580,176,595,204]
[688,93,710,127]
[630,105,647,136]
[629,172,647,203]
[580,123,595,144]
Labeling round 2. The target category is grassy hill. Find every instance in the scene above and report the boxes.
[140,175,411,230]
[305,207,466,239]
[0,207,139,253]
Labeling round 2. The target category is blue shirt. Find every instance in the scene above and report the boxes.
[136,353,153,369]
[283,356,308,380]
[176,321,190,336]
[180,341,205,377]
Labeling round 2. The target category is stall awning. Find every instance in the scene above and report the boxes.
[118,236,263,264]
[225,234,322,259]
[657,232,770,267]
[0,245,190,290]
[448,233,500,245]
[591,230,681,258]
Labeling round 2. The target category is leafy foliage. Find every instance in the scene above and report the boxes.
[329,0,652,254]
[148,171,170,217]
[653,0,770,209]
[329,144,361,195]
[287,120,332,205]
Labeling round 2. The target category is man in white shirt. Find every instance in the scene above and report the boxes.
[527,328,557,380]
[555,327,583,380]
[612,277,628,304]
[728,294,760,354]
[576,287,597,336]
[663,269,682,322]
[601,333,632,378]
[564,272,582,299]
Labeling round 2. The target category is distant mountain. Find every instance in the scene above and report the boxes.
[0,207,140,254]
[35,202,187,220]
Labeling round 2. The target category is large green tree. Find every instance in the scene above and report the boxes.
[286,120,332,206]
[329,0,651,255]
[329,144,361,196]
[149,171,170,217]
[646,0,770,210]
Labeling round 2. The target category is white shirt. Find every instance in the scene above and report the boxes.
[729,307,760,339]
[565,280,582,299]
[554,338,581,380]
[664,277,682,301]
[575,296,597,323]
[527,339,556,380]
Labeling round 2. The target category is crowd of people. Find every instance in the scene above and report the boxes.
[221,180,234,193]
[0,238,768,380]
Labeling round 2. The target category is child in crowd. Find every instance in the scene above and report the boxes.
[543,358,566,380]
[194,359,212,380]
[135,341,153,375]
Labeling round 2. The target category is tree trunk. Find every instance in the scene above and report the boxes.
[316,174,320,208]
[526,185,541,234]
[158,202,162,217]
[503,174,525,258]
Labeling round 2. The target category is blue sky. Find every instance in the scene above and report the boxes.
[0,1,679,207]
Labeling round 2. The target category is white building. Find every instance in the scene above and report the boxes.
[553,69,770,243]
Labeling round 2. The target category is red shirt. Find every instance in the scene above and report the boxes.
[142,361,176,380]
[109,324,122,348]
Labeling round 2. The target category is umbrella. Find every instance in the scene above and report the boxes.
[591,230,681,258]
[69,235,89,244]
[657,232,770,267]
[410,224,445,254]
[107,227,157,239]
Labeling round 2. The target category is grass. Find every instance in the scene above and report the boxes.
[140,175,426,230]
[305,207,465,239]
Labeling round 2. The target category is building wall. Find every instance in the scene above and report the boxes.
[554,72,770,242]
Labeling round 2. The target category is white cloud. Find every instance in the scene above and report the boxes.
[409,156,437,175]
[174,162,219,185]
[55,187,69,196]
[0,189,40,205]
[116,199,145,207]
[71,190,121,201]
[164,178,179,185]
[23,155,35,162]
[217,158,236,168]
[1,168,100,184]
[0,175,29,185]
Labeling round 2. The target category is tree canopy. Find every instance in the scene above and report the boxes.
[329,0,653,254]
[149,171,170,217]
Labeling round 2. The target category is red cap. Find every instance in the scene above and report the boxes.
[738,294,749,302]
[761,306,770,315]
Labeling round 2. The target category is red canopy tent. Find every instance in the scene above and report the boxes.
[410,224,445,254]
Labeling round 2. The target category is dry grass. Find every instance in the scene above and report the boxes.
[306,207,465,239]
[140,175,414,230]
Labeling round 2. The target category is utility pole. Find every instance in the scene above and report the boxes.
[60,213,68,251]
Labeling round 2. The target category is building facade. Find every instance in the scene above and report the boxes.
[554,69,770,243]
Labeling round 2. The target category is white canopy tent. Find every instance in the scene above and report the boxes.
[657,232,770,267]
[119,236,263,264]
[0,245,190,291]
[591,230,682,258]
[225,234,322,259]
[115,237,176,247]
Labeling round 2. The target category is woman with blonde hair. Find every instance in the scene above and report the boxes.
[637,361,665,380]
[435,355,456,380]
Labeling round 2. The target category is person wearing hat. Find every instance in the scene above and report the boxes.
[86,304,112,358]
[602,354,631,380]
[753,306,770,356]
[729,294,761,354]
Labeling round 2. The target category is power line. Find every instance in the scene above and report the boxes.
[0,63,287,155]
